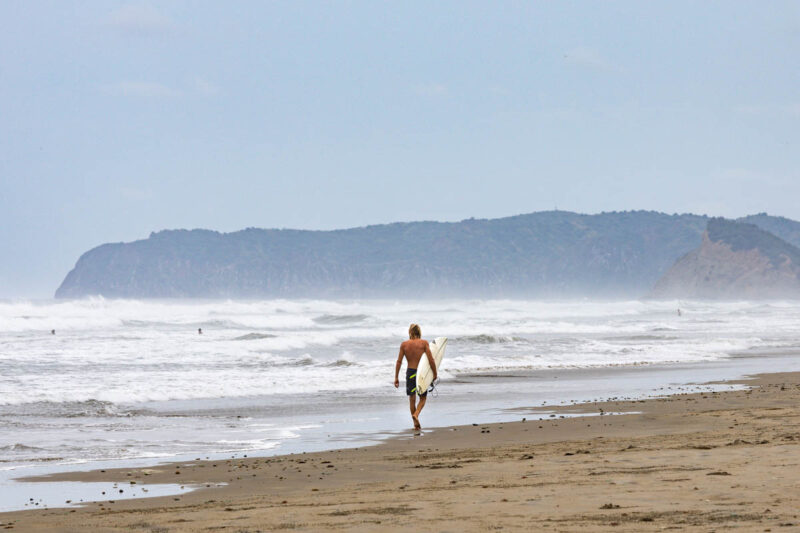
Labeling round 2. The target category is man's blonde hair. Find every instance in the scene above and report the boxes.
[408,323,421,339]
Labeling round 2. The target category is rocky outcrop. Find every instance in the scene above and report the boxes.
[650,218,800,299]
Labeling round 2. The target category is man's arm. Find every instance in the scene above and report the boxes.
[394,344,404,388]
[424,341,437,380]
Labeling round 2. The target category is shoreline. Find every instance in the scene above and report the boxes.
[3,351,790,493]
[3,370,799,531]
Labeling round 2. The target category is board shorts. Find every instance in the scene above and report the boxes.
[406,368,427,397]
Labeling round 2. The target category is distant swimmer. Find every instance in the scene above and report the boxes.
[394,323,437,430]
[198,328,203,335]
[677,309,682,317]
[51,329,55,335]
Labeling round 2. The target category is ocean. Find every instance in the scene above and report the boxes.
[2,298,799,480]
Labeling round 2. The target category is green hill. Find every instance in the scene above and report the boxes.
[55,211,800,299]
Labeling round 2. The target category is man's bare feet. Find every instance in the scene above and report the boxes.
[412,414,421,430]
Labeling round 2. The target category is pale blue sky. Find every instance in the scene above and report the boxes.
[1,1,799,296]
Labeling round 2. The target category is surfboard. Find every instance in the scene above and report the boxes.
[416,337,446,396]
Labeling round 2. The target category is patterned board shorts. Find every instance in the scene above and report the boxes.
[406,367,427,397]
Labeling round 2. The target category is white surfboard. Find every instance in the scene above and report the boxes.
[416,337,446,396]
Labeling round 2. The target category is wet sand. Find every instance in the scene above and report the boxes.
[2,371,799,532]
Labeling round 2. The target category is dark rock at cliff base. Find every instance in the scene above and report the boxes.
[650,218,800,299]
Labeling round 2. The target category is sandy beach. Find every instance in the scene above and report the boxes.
[1,371,798,532]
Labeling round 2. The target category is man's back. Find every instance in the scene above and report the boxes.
[401,338,430,368]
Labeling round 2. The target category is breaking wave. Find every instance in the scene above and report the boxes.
[603,335,679,342]
[324,358,358,367]
[457,334,528,344]
[0,444,44,452]
[0,400,126,417]
[312,314,370,325]
[232,332,277,341]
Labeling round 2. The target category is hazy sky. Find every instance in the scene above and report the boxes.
[1,1,799,297]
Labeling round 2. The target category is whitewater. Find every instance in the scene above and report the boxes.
[2,298,800,473]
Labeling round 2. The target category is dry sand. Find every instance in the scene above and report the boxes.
[2,372,800,532]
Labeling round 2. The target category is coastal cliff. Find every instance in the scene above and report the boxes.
[650,218,800,299]
[56,211,708,298]
[56,211,800,299]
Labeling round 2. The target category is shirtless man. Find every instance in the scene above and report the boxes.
[394,323,437,429]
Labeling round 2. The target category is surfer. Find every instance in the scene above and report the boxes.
[394,323,437,430]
